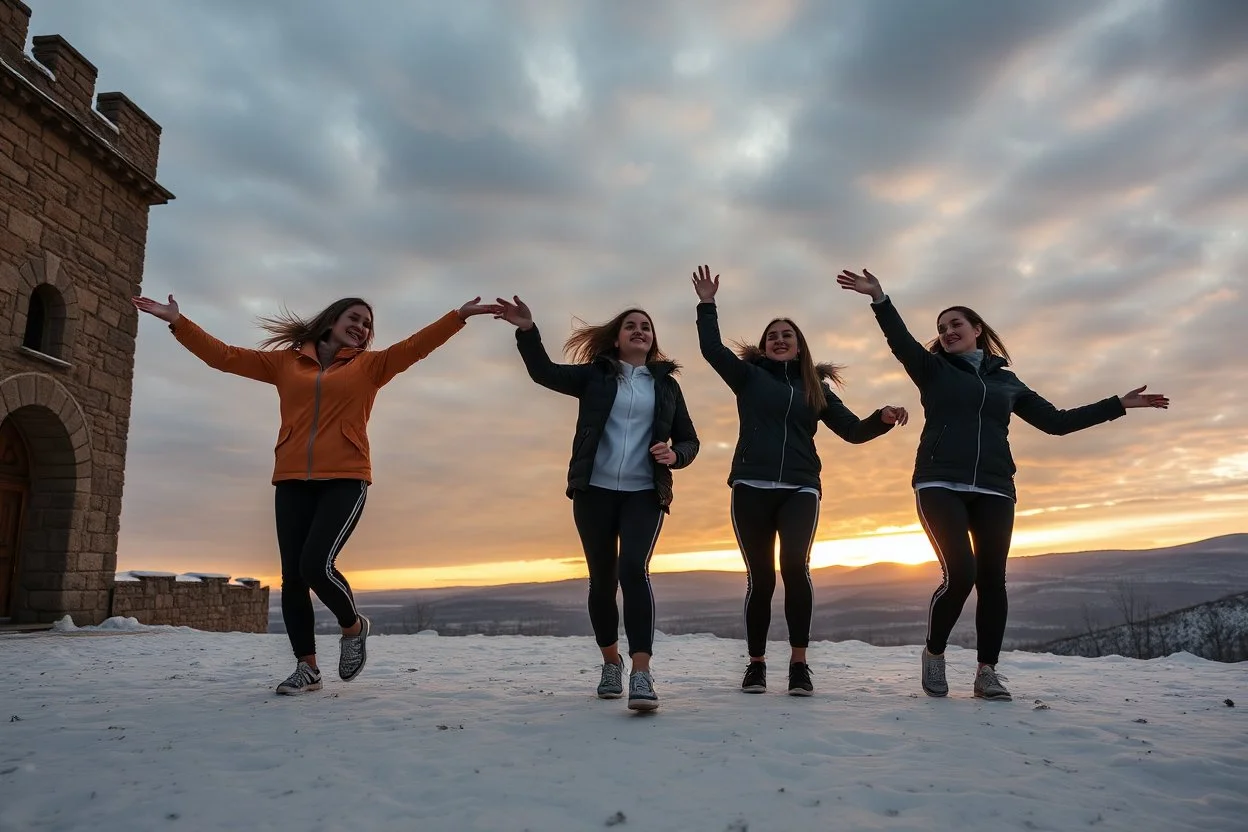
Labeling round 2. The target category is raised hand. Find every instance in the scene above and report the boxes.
[881,405,909,426]
[835,269,884,303]
[691,265,719,302]
[1119,385,1169,410]
[650,442,677,466]
[493,295,535,331]
[131,294,181,323]
[458,296,502,321]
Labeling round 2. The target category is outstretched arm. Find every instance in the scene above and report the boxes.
[692,265,752,391]
[368,298,498,387]
[496,296,593,397]
[1014,383,1167,435]
[836,269,940,387]
[819,387,905,444]
[133,294,281,383]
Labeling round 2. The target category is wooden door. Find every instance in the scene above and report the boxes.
[0,419,30,618]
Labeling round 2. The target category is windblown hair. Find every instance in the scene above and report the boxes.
[927,305,1012,365]
[735,317,844,414]
[564,308,671,367]
[257,297,375,351]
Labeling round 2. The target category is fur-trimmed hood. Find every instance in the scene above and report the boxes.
[592,354,682,378]
[738,345,838,382]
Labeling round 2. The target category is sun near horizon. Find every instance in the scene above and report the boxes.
[159,512,1247,593]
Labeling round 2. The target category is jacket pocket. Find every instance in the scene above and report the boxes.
[928,424,947,462]
[274,425,294,456]
[341,423,370,458]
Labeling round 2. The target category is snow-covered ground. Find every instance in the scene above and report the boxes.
[2,623,1245,832]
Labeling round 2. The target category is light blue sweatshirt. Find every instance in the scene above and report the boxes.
[590,363,656,492]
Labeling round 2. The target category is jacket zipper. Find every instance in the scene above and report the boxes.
[971,368,987,487]
[306,363,326,479]
[778,362,794,481]
[616,371,637,485]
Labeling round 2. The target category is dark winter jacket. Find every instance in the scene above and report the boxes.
[871,296,1126,501]
[696,302,892,494]
[515,324,699,510]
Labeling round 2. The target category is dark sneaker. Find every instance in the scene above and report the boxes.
[787,662,814,696]
[338,614,371,681]
[597,657,624,699]
[922,648,949,697]
[973,664,1012,701]
[741,661,767,693]
[276,661,322,695]
[627,670,659,711]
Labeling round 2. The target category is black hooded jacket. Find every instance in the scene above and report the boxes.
[871,296,1125,501]
[515,324,699,510]
[696,302,892,494]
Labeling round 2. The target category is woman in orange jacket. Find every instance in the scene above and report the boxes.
[131,292,499,694]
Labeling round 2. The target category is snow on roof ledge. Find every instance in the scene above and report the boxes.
[127,570,177,579]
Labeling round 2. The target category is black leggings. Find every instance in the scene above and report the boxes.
[915,487,1015,666]
[730,484,820,658]
[571,487,664,657]
[275,479,367,658]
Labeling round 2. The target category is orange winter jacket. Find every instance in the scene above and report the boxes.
[170,311,465,484]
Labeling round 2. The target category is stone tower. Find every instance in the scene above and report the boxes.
[0,0,172,624]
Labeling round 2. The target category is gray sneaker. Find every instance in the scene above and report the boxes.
[627,670,659,711]
[338,614,371,681]
[973,664,1012,701]
[276,661,322,695]
[921,648,948,697]
[597,657,624,699]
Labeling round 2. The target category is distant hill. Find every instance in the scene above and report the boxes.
[283,533,1248,653]
[1032,590,1248,663]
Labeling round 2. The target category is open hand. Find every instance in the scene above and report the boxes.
[650,442,677,466]
[493,296,534,331]
[835,269,884,303]
[131,294,180,323]
[881,405,909,426]
[1120,385,1169,410]
[691,265,719,302]
[458,297,502,321]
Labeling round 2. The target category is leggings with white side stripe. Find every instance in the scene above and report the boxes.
[572,486,664,656]
[915,487,1015,666]
[275,479,367,658]
[731,484,820,658]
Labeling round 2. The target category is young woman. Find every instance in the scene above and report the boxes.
[494,295,699,712]
[691,266,908,696]
[131,292,499,694]
[837,268,1169,701]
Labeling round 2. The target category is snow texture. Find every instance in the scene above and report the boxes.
[1,628,1245,831]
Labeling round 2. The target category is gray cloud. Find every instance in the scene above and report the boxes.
[19,0,1247,582]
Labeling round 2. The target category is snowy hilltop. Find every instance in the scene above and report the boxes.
[1,625,1245,832]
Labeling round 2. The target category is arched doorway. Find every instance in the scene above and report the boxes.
[0,418,30,619]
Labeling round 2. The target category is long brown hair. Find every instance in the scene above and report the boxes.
[257,297,375,351]
[736,317,844,415]
[927,305,1012,365]
[564,308,670,366]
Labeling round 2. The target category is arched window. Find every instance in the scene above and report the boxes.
[21,284,67,359]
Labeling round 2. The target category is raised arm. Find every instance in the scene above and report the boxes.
[836,269,941,387]
[819,387,901,444]
[1013,383,1166,435]
[496,296,593,397]
[133,294,281,384]
[367,297,499,387]
[692,265,752,391]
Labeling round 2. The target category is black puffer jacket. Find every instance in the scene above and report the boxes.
[871,296,1125,501]
[697,302,892,494]
[515,325,699,510]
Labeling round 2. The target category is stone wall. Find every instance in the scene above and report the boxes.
[0,0,172,623]
[111,573,269,634]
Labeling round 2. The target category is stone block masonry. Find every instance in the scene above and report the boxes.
[111,573,270,634]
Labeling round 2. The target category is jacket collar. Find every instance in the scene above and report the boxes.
[297,341,364,365]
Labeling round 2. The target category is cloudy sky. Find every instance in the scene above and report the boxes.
[29,0,1248,588]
